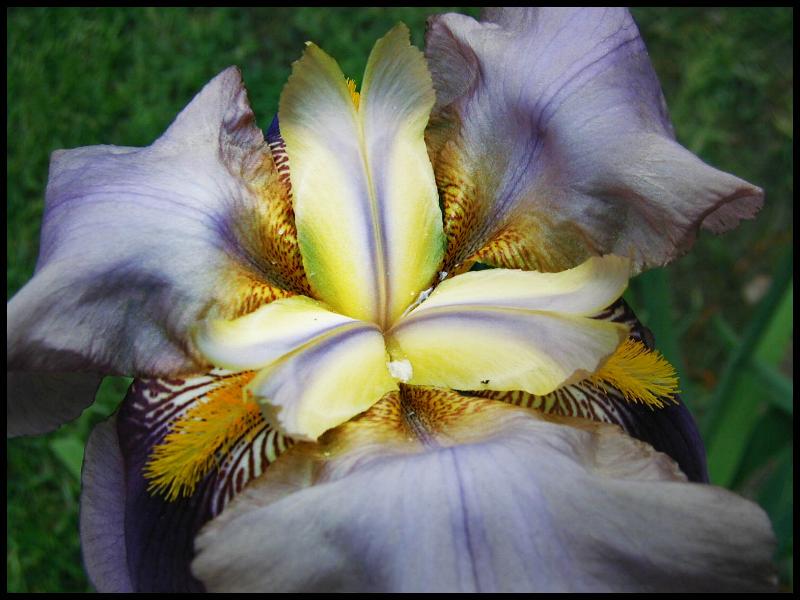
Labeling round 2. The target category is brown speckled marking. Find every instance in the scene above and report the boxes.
[431,125,605,275]
[400,385,494,439]
[251,152,310,295]
[267,131,292,190]
[434,143,590,276]
[317,385,520,456]
[470,214,599,274]
[217,145,311,319]
[435,142,485,274]
[220,273,296,320]
[471,383,625,427]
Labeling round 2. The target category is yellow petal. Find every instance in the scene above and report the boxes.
[388,309,627,395]
[418,255,630,316]
[194,296,362,371]
[249,326,397,442]
[194,296,397,442]
[279,24,444,328]
[386,258,629,395]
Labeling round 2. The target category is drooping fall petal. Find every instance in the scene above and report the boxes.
[279,24,445,328]
[425,7,763,274]
[386,256,629,394]
[7,67,302,436]
[192,390,776,592]
[80,416,133,592]
[195,296,397,441]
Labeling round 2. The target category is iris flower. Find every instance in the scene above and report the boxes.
[8,7,776,593]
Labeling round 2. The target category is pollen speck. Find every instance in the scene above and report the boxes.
[346,78,360,110]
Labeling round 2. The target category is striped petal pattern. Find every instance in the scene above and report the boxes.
[81,373,292,592]
[473,299,708,483]
[279,24,445,328]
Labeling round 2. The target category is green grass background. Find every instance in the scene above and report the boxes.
[7,7,793,592]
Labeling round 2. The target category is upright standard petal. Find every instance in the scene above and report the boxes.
[425,8,763,274]
[195,296,397,441]
[386,256,629,394]
[193,390,776,592]
[7,67,305,436]
[279,24,445,328]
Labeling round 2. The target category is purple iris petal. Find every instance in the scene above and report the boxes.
[79,416,133,592]
[192,395,776,592]
[425,8,763,273]
[7,67,276,437]
[13,9,773,592]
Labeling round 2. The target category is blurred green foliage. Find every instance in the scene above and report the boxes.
[7,7,793,592]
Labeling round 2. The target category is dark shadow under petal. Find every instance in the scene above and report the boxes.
[8,371,103,437]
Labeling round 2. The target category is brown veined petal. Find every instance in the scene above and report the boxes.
[80,372,294,592]
[425,8,763,275]
[192,387,776,592]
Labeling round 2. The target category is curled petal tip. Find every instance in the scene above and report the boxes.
[701,180,764,235]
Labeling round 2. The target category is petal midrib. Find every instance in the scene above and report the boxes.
[390,303,595,333]
[268,319,382,371]
[352,101,390,330]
